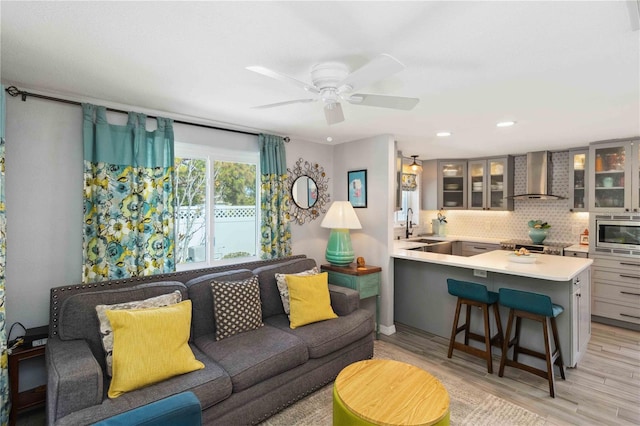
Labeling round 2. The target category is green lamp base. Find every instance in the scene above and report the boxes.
[325,228,355,266]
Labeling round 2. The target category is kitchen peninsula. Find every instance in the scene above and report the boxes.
[392,243,593,367]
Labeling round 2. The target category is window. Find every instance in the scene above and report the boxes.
[175,144,259,268]
[395,158,421,226]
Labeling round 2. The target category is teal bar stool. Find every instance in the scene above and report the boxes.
[498,288,566,398]
[446,279,503,374]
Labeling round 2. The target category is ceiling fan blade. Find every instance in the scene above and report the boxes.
[337,54,405,93]
[252,99,317,109]
[246,66,319,94]
[347,93,419,110]
[324,102,344,125]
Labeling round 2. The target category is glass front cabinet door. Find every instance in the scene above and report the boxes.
[569,148,588,212]
[589,139,639,213]
[467,156,513,211]
[438,160,467,209]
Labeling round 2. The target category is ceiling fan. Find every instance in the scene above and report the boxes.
[247,54,419,125]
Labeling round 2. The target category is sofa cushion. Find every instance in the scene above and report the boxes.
[286,273,337,329]
[107,301,205,398]
[194,325,308,392]
[264,308,374,358]
[58,281,188,368]
[253,258,318,318]
[96,290,182,376]
[185,269,254,340]
[275,266,319,317]
[211,276,263,340]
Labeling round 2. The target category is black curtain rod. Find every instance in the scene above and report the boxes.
[4,86,290,142]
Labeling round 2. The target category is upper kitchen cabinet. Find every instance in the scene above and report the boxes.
[438,160,467,209]
[589,139,639,213]
[467,156,514,211]
[569,148,588,212]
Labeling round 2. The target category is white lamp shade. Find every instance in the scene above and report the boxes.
[320,201,362,229]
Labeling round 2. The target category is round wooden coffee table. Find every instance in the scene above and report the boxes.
[333,359,450,426]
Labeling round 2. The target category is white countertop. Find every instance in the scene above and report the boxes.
[392,246,592,281]
[564,244,589,253]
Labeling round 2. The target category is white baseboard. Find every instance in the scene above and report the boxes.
[379,324,396,336]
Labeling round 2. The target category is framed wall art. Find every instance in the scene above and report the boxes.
[348,169,367,208]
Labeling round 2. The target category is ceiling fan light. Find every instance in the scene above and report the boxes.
[436,131,451,137]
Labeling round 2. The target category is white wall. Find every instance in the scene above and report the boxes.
[333,134,396,333]
[5,97,84,331]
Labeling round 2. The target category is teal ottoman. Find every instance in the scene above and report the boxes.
[92,391,202,426]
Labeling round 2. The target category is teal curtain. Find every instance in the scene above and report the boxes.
[0,85,9,425]
[259,134,291,259]
[82,104,176,283]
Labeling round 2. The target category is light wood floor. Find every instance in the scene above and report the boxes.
[380,321,640,426]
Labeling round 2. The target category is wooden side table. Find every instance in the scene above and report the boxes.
[333,359,450,425]
[8,345,47,426]
[321,263,381,338]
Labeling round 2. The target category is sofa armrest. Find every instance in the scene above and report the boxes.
[328,284,360,316]
[46,337,104,424]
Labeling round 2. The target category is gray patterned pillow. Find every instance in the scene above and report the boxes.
[211,276,263,341]
[96,290,182,376]
[275,267,319,317]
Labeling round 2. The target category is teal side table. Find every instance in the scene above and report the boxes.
[321,263,381,338]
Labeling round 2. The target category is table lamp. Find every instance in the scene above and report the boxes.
[320,201,362,266]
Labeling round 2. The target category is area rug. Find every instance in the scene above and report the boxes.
[260,340,546,426]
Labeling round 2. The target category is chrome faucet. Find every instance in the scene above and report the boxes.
[406,208,414,239]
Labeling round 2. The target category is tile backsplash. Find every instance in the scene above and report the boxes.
[406,151,590,245]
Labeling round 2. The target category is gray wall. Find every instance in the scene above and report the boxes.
[333,134,396,332]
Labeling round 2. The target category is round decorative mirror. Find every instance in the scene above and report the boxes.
[292,176,318,209]
[287,158,330,225]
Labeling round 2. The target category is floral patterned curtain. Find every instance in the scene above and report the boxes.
[82,104,175,283]
[259,134,291,259]
[0,84,9,425]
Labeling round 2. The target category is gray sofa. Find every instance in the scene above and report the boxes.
[46,255,375,425]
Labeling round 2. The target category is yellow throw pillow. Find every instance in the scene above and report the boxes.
[286,272,338,329]
[106,300,204,398]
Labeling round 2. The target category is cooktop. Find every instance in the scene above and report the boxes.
[500,239,572,256]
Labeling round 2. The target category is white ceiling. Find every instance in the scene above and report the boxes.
[1,1,639,160]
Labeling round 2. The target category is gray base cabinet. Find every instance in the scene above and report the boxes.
[394,258,590,367]
[592,254,640,327]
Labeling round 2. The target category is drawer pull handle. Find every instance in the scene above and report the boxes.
[473,247,488,250]
[619,274,640,280]
[620,313,640,320]
[620,262,640,267]
[620,291,640,296]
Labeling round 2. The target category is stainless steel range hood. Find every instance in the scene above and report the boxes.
[509,151,565,200]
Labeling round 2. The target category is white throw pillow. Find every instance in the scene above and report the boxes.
[274,267,319,317]
[95,290,182,376]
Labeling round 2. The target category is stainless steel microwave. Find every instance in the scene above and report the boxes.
[596,219,640,251]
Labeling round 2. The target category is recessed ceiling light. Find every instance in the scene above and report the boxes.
[326,136,333,142]
[436,131,451,137]
[496,121,516,127]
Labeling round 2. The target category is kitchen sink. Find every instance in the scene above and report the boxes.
[408,241,452,254]
[411,238,444,244]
